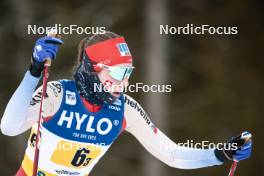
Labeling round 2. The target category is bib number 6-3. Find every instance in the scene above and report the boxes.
[71,148,92,167]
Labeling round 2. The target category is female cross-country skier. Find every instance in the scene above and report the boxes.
[1,31,252,176]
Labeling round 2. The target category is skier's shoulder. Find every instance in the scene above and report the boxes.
[123,93,136,106]
[57,79,79,91]
[123,93,149,123]
[123,94,143,110]
[48,79,77,94]
[123,94,157,133]
[30,80,63,108]
[47,80,63,97]
[45,79,77,103]
[27,80,64,119]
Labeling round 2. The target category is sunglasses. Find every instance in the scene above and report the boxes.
[97,63,134,81]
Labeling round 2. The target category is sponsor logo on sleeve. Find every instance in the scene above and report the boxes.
[48,82,62,97]
[125,96,157,134]
[30,91,48,106]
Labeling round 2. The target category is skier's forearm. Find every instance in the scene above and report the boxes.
[129,124,222,169]
[158,130,223,169]
[124,95,223,169]
[152,132,223,169]
[168,143,223,169]
[1,71,40,136]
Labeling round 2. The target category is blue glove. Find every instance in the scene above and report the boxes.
[215,131,252,162]
[233,139,252,161]
[30,36,63,77]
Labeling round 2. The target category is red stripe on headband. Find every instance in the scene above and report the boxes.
[85,37,133,66]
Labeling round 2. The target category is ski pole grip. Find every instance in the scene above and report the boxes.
[44,58,52,67]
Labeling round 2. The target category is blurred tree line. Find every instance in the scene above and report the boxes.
[0,0,263,175]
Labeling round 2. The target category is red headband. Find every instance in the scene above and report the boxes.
[85,37,133,66]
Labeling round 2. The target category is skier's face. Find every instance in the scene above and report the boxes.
[97,63,133,97]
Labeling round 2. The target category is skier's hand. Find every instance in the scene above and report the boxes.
[215,131,252,162]
[29,36,63,77]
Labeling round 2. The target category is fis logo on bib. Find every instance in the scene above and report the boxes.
[117,43,131,56]
[65,90,76,105]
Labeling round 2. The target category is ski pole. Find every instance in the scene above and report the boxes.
[227,131,252,176]
[32,58,52,176]
[32,30,61,176]
[228,160,238,176]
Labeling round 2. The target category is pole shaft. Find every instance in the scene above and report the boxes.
[228,161,238,176]
[32,65,50,176]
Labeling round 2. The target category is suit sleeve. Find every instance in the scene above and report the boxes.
[1,71,63,136]
[123,94,223,169]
